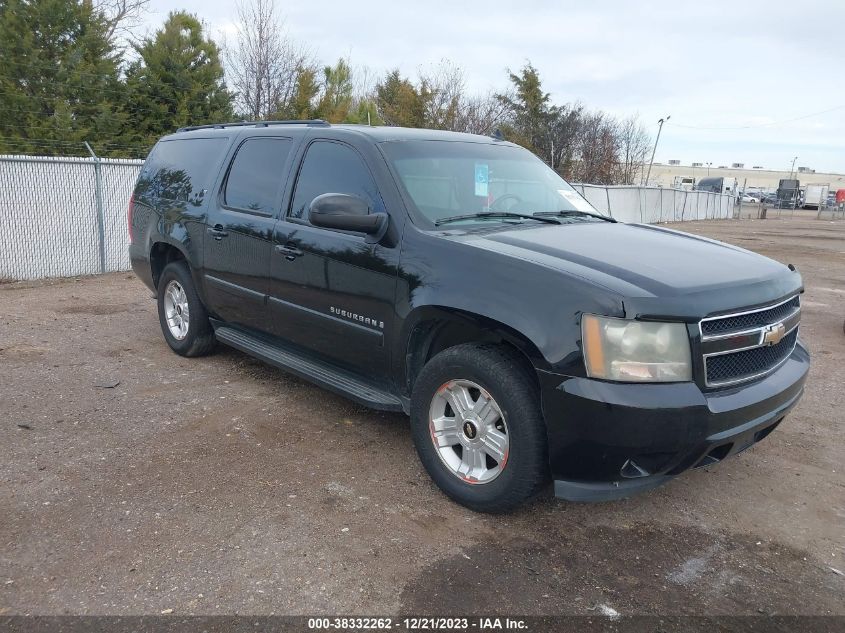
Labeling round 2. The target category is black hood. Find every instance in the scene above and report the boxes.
[455,222,802,319]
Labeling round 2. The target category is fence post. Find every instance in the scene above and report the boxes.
[659,187,663,222]
[85,142,106,274]
[639,188,643,223]
[606,186,612,218]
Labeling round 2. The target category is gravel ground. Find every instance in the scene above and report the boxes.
[1,215,843,616]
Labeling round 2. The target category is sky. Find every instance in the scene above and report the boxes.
[143,0,845,173]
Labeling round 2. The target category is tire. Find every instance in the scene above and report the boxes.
[410,343,549,513]
[156,260,216,357]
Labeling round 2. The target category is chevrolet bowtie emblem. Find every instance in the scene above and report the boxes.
[762,322,786,346]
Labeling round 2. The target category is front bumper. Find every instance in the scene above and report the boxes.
[539,341,809,502]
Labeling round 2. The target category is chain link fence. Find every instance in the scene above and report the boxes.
[0,154,143,280]
[2,155,736,281]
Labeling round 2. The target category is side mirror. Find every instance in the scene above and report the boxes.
[308,193,387,243]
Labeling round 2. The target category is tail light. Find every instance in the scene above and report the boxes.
[128,194,135,243]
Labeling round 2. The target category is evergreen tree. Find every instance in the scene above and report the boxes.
[274,67,319,120]
[315,59,353,123]
[0,0,125,155]
[375,70,429,128]
[122,11,233,147]
[497,63,556,156]
[346,99,382,126]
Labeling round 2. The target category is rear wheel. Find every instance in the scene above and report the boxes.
[410,343,549,513]
[157,261,216,357]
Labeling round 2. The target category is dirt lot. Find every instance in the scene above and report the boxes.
[1,215,843,617]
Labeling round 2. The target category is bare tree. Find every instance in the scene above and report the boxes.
[574,111,619,184]
[418,60,464,130]
[455,91,511,135]
[350,64,377,105]
[224,0,313,120]
[614,115,651,185]
[94,0,151,43]
[418,61,510,134]
[545,103,582,175]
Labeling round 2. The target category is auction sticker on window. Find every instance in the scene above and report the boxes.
[558,189,593,212]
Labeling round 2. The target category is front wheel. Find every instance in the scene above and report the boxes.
[156,261,216,357]
[410,343,549,513]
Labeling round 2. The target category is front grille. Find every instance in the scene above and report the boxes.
[701,295,800,336]
[705,329,797,386]
[700,295,800,387]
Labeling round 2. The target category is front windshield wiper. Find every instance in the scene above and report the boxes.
[434,211,561,227]
[533,210,617,223]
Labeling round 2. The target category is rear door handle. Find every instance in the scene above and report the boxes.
[275,243,303,261]
[207,225,229,240]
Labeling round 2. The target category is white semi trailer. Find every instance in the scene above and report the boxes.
[803,184,830,210]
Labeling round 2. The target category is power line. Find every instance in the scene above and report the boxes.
[668,104,845,131]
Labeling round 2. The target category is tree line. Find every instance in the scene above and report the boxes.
[0,0,651,184]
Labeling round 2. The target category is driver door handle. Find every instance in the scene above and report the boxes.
[275,243,303,261]
[207,225,228,240]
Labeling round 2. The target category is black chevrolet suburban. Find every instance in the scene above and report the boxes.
[129,121,809,512]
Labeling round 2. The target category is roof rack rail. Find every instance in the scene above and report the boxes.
[176,119,330,132]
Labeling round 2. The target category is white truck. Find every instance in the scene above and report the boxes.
[672,176,696,190]
[695,176,738,195]
[802,183,829,210]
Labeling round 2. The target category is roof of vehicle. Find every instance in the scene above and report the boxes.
[166,120,515,146]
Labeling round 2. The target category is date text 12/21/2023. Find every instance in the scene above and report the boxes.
[307,617,529,631]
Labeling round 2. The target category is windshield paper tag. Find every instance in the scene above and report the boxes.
[475,164,489,197]
[558,189,593,212]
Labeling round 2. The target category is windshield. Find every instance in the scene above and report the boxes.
[380,140,604,226]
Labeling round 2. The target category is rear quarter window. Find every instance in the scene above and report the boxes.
[223,137,293,215]
[135,137,228,206]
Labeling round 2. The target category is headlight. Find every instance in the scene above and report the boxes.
[582,315,692,382]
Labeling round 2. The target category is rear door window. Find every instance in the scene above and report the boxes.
[223,137,293,215]
[135,137,228,206]
[289,140,383,221]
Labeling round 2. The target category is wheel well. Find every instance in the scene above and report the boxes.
[405,312,542,395]
[150,243,186,289]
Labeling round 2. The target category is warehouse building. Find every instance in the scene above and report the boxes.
[646,162,844,193]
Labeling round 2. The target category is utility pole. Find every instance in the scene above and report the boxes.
[644,115,670,186]
[706,162,712,177]
[788,156,798,210]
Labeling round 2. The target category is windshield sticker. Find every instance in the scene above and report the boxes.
[475,164,489,197]
[558,189,594,212]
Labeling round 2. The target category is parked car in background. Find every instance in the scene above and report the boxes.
[740,194,759,203]
[128,121,810,512]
